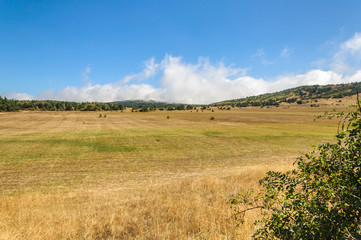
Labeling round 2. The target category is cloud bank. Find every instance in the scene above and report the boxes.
[6,33,361,104]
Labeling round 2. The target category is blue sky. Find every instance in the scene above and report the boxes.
[1,0,361,103]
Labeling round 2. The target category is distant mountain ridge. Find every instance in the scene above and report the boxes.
[213,82,361,107]
[111,99,169,106]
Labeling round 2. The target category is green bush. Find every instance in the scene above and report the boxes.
[229,100,361,239]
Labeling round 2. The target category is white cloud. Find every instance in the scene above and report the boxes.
[341,32,361,54]
[82,65,92,85]
[6,33,361,104]
[4,92,35,100]
[36,83,162,103]
[331,32,361,73]
[120,58,159,84]
[19,55,357,104]
[252,48,274,65]
[85,66,91,74]
[280,47,293,58]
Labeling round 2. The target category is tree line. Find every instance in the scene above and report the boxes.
[0,96,199,112]
[0,96,125,112]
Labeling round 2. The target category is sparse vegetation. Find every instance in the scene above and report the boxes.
[0,106,339,239]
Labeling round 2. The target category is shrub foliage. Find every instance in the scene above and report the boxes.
[229,100,361,239]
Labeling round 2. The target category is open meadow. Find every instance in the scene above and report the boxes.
[0,104,347,239]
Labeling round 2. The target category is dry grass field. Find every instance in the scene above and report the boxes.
[0,104,348,239]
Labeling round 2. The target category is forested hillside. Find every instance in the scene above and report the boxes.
[214,82,361,107]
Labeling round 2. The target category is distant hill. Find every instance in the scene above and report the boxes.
[111,100,169,107]
[213,82,361,107]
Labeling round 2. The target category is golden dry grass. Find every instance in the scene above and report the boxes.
[0,105,343,239]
